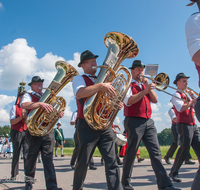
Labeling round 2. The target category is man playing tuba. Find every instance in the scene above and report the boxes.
[21,76,64,190]
[72,50,123,190]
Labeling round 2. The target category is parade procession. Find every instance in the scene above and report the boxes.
[0,0,200,190]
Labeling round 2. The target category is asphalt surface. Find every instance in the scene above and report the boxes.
[0,155,198,190]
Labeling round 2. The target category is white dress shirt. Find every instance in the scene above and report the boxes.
[171,92,185,112]
[72,73,96,98]
[168,108,176,121]
[10,105,17,120]
[70,111,77,123]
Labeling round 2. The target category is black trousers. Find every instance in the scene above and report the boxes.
[165,123,192,160]
[70,129,94,167]
[10,129,28,178]
[25,130,58,190]
[122,117,172,189]
[73,118,122,190]
[170,123,200,176]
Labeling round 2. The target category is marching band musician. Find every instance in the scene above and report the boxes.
[21,76,63,190]
[164,106,195,165]
[72,50,123,190]
[10,91,28,180]
[122,60,175,190]
[54,121,65,157]
[169,73,200,183]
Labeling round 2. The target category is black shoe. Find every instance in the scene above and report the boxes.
[164,156,171,164]
[55,155,57,157]
[89,166,97,170]
[101,159,104,165]
[61,154,64,157]
[138,158,145,162]
[160,186,180,190]
[71,165,75,169]
[169,172,182,182]
[25,182,32,190]
[117,160,123,165]
[38,159,41,163]
[122,183,134,190]
[185,160,195,164]
[48,188,63,190]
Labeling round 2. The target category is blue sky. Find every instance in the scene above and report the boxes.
[0,0,199,138]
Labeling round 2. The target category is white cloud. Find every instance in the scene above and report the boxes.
[0,38,38,90]
[114,117,120,125]
[151,102,161,113]
[0,95,16,124]
[0,3,3,9]
[164,102,173,108]
[0,95,16,108]
[0,109,10,123]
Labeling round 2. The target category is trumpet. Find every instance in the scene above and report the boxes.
[141,73,188,102]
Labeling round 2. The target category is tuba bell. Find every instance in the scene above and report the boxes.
[27,61,79,136]
[83,32,139,131]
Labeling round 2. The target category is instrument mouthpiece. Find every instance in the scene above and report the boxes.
[39,87,42,90]
[92,66,97,69]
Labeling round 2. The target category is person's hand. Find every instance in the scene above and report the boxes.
[101,83,116,98]
[113,124,121,131]
[22,112,27,119]
[191,98,197,105]
[64,141,65,144]
[55,140,56,143]
[118,102,124,110]
[59,111,64,118]
[40,102,53,113]
[142,77,149,86]
[112,128,117,133]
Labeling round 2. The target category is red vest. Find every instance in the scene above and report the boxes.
[176,91,195,125]
[124,82,152,119]
[11,104,27,132]
[76,75,94,119]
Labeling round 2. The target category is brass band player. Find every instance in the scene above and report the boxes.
[122,60,175,190]
[72,50,123,190]
[21,76,64,190]
[169,73,200,183]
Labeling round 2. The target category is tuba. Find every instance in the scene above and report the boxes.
[27,61,79,136]
[83,32,139,131]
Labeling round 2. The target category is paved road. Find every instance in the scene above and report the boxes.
[0,156,198,190]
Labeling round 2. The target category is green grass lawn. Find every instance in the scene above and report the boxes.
[54,146,197,160]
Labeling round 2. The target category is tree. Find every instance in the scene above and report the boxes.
[64,139,75,147]
[0,125,11,137]
[157,128,173,146]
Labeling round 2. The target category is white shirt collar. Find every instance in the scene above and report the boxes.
[132,79,142,87]
[32,91,43,98]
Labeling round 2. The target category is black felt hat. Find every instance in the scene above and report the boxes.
[28,76,44,86]
[78,50,98,67]
[173,73,190,84]
[129,60,145,70]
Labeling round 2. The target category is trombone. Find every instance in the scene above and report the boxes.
[142,72,189,102]
[186,87,199,99]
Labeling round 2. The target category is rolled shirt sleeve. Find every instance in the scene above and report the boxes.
[168,108,176,121]
[72,75,86,98]
[171,92,184,112]
[10,105,16,120]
